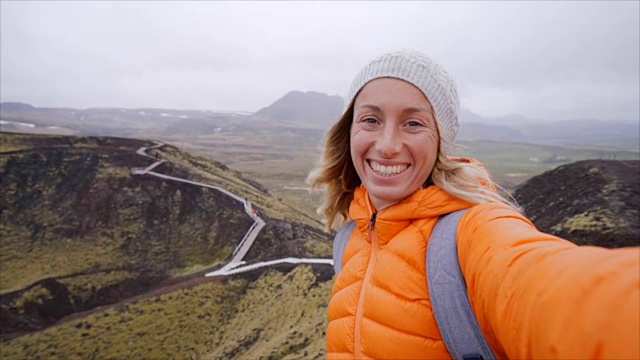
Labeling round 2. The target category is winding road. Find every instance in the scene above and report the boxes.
[130,141,332,277]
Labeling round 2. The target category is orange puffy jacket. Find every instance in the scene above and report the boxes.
[326,186,639,359]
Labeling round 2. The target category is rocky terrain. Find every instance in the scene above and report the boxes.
[513,159,639,248]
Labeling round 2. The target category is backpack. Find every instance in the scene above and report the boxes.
[332,210,496,360]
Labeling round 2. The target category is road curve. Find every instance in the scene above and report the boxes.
[129,141,333,278]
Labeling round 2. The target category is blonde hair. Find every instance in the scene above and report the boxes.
[307,103,521,231]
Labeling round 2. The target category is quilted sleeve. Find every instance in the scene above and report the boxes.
[457,203,639,360]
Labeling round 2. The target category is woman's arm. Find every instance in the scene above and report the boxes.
[457,203,639,359]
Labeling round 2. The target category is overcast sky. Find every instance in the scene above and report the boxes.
[1,1,638,121]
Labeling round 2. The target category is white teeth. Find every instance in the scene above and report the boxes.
[370,161,408,176]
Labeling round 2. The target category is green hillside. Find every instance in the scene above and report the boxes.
[0,132,331,346]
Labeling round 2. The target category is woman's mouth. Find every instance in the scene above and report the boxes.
[369,161,409,177]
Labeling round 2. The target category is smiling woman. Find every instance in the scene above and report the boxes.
[309,50,516,230]
[307,49,639,360]
[350,78,439,211]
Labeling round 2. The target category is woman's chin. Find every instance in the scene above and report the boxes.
[366,187,413,210]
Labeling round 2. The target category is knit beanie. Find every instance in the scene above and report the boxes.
[344,49,460,145]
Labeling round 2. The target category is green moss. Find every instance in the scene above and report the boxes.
[94,162,130,179]
[0,238,122,294]
[602,180,624,194]
[207,266,331,359]
[14,285,53,310]
[303,240,332,258]
[59,271,135,302]
[552,207,630,233]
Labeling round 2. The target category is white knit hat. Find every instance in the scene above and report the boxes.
[344,49,460,145]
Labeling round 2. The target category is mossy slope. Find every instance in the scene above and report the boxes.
[0,132,331,339]
[1,266,332,360]
[513,159,639,248]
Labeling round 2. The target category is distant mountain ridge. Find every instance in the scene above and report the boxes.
[459,109,639,147]
[249,94,638,148]
[2,100,638,149]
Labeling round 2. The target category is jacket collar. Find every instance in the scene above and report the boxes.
[349,185,473,243]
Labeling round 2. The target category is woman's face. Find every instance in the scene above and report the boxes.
[350,78,439,211]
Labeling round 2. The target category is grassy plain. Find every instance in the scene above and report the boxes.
[453,140,639,188]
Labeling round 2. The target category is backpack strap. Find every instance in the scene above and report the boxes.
[332,220,355,274]
[427,209,496,360]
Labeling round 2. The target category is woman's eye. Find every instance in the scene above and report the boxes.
[362,117,377,124]
[406,120,422,127]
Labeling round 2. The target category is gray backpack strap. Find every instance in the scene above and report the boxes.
[333,220,355,274]
[427,210,496,360]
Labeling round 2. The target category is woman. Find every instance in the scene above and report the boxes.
[308,49,639,359]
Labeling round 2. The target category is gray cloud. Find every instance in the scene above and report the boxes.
[1,1,638,121]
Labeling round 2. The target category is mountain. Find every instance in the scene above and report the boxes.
[513,159,640,248]
[252,91,344,127]
[0,102,35,111]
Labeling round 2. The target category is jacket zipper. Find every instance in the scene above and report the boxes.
[368,212,377,230]
[354,211,378,359]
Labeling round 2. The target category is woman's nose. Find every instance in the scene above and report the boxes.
[375,126,401,158]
